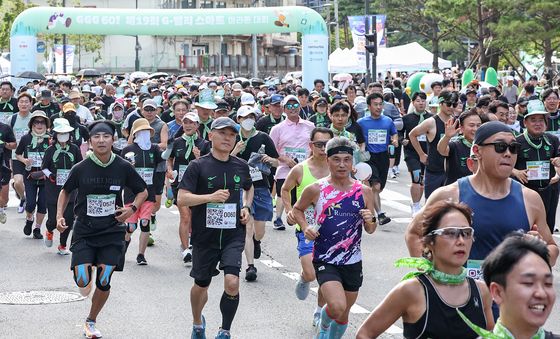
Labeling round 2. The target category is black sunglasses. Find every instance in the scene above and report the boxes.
[444,101,458,108]
[312,141,327,148]
[478,141,521,154]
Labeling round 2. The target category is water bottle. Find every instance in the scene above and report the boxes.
[171,170,178,182]
[388,145,395,156]
[258,144,266,154]
[305,224,321,244]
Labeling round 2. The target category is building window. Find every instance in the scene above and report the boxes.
[181,0,197,8]
[200,0,214,8]
[265,0,282,6]
[215,1,226,7]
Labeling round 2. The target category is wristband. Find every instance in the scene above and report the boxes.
[242,205,252,214]
[130,205,138,212]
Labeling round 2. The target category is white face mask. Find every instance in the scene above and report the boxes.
[134,130,152,150]
[240,118,255,131]
[57,133,70,143]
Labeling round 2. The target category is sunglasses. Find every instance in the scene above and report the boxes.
[285,103,300,110]
[312,141,327,149]
[478,141,521,154]
[444,101,458,108]
[144,107,156,112]
[33,120,46,125]
[428,227,474,240]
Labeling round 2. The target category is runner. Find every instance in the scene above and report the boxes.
[284,127,333,327]
[0,81,18,123]
[231,106,279,282]
[167,111,210,264]
[409,90,457,199]
[309,97,331,128]
[356,201,494,338]
[121,118,164,265]
[358,92,398,225]
[16,111,50,239]
[31,90,59,118]
[269,95,315,230]
[56,120,148,339]
[11,92,34,213]
[400,92,432,216]
[54,103,90,155]
[437,109,482,185]
[292,137,376,339]
[329,101,365,145]
[255,94,284,135]
[0,113,16,223]
[177,117,253,339]
[42,118,83,254]
[512,100,560,233]
[194,89,217,140]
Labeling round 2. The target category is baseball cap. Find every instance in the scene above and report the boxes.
[40,90,51,98]
[270,94,284,105]
[210,117,237,131]
[240,92,255,105]
[506,76,514,81]
[517,97,529,106]
[232,83,242,91]
[237,106,257,118]
[282,95,300,106]
[215,99,230,112]
[183,112,200,123]
[524,100,549,120]
[465,87,477,95]
[143,99,157,109]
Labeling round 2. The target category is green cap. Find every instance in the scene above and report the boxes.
[524,99,549,120]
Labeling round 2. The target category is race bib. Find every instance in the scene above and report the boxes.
[466,260,483,280]
[367,129,387,145]
[56,169,70,186]
[206,203,237,229]
[178,164,188,182]
[284,147,307,163]
[14,128,27,143]
[28,152,44,167]
[86,194,116,217]
[114,138,128,150]
[135,167,154,185]
[417,134,427,142]
[527,160,549,181]
[249,166,263,182]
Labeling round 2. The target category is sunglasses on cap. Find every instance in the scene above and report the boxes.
[312,141,327,149]
[478,141,521,154]
[428,227,474,240]
[285,103,300,110]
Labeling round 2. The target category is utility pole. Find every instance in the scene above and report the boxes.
[334,0,340,50]
[62,0,67,73]
[364,0,370,84]
[135,0,140,71]
[251,0,259,78]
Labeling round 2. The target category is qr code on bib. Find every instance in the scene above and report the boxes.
[207,208,223,225]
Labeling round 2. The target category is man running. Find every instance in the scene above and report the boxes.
[284,127,333,327]
[57,120,148,338]
[178,117,253,339]
[293,137,376,339]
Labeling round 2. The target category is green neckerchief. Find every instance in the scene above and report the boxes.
[523,129,550,150]
[181,133,197,160]
[457,310,545,339]
[238,127,257,153]
[0,99,13,112]
[314,112,327,125]
[200,118,213,139]
[31,132,47,148]
[459,135,473,148]
[53,143,74,163]
[88,152,116,168]
[330,124,355,142]
[413,110,426,124]
[269,114,285,124]
[394,257,467,285]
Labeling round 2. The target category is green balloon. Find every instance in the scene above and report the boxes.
[462,69,474,88]
[407,72,426,96]
[486,67,498,86]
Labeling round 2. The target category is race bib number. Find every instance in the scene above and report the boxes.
[368,129,387,145]
[86,194,116,217]
[206,203,237,229]
[114,138,128,150]
[14,128,27,143]
[466,260,483,280]
[527,160,549,181]
[284,147,307,163]
[28,152,44,167]
[56,169,70,186]
[178,164,188,182]
[249,166,263,182]
[136,167,154,185]
[417,134,427,142]
[304,206,315,225]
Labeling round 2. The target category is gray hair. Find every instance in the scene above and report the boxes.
[326,136,357,152]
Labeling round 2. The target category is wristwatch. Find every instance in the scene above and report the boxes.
[130,205,138,212]
[242,205,252,214]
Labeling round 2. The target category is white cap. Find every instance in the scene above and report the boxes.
[382,88,393,94]
[240,92,255,105]
[507,75,514,81]
[183,112,200,123]
[237,105,257,118]
[281,94,300,106]
[256,91,266,99]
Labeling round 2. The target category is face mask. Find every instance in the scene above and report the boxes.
[134,130,152,150]
[58,133,70,143]
[240,118,255,131]
[112,108,124,121]
[153,95,163,106]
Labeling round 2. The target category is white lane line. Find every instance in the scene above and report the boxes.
[350,304,370,314]
[310,287,318,294]
[380,188,411,201]
[386,179,398,184]
[386,324,404,334]
[553,235,560,240]
[259,259,284,268]
[381,199,411,213]
[393,217,412,224]
[282,272,300,280]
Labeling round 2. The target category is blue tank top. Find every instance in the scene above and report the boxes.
[458,177,530,260]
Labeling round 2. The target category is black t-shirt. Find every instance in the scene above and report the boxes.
[121,144,163,202]
[515,133,560,190]
[160,108,174,123]
[445,140,472,185]
[42,143,83,185]
[32,101,60,118]
[235,131,279,188]
[347,121,365,144]
[256,114,284,135]
[179,153,252,247]
[62,156,146,245]
[101,95,115,112]
[401,112,432,158]
[0,98,18,115]
[15,133,50,173]
[0,122,16,168]
[169,135,210,186]
[308,113,331,128]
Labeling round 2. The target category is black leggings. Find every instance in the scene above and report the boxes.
[46,200,75,247]
[24,178,46,214]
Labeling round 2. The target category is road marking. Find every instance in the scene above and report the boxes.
[393,217,412,224]
[386,324,404,334]
[380,188,410,201]
[350,304,370,314]
[554,234,560,240]
[282,272,300,280]
[381,199,411,213]
[259,259,284,268]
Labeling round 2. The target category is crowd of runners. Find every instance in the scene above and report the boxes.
[0,72,559,338]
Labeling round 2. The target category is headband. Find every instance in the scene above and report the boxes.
[473,121,514,145]
[89,121,115,135]
[327,146,354,157]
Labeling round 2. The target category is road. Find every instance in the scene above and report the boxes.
[0,162,559,338]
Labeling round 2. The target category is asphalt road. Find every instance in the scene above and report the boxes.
[0,162,559,338]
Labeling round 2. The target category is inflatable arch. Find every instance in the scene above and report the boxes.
[10,6,328,89]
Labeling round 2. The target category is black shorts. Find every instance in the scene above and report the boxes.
[1,166,11,186]
[313,261,363,292]
[70,239,126,272]
[153,171,165,195]
[367,152,390,190]
[190,234,245,281]
[12,159,25,176]
[276,178,297,202]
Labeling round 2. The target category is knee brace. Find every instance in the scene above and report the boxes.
[73,264,92,288]
[139,219,150,232]
[194,278,212,288]
[95,265,115,291]
[411,169,423,185]
[126,223,137,233]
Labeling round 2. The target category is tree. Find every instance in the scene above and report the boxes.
[0,0,36,50]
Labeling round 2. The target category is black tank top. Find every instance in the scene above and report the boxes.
[445,139,472,185]
[427,115,446,173]
[403,274,487,339]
